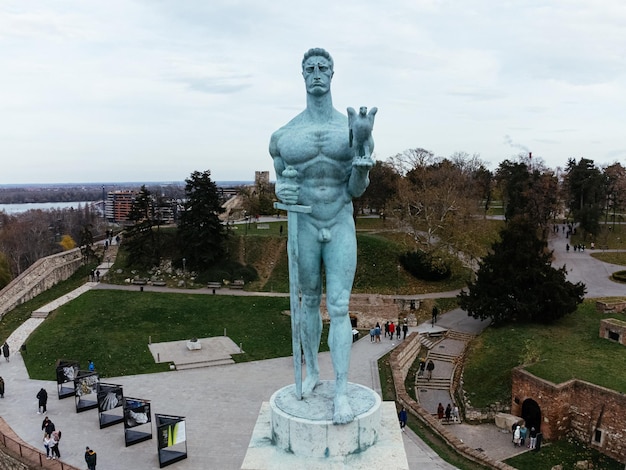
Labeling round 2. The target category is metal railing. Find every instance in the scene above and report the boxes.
[0,427,80,470]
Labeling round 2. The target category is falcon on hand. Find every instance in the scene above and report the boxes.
[348,106,378,159]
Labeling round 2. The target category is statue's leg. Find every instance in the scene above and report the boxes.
[298,225,322,396]
[300,293,322,395]
[323,220,357,424]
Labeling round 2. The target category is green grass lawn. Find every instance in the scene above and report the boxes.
[505,437,623,470]
[22,290,330,381]
[463,301,626,408]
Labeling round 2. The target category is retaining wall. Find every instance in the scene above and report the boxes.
[0,248,83,320]
[389,332,516,470]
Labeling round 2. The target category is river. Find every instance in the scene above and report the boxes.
[0,201,96,214]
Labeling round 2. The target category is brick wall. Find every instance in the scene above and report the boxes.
[511,367,626,463]
[600,318,626,346]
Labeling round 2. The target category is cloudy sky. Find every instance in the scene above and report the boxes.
[1,0,625,184]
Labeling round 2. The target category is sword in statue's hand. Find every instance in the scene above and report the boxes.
[274,166,311,400]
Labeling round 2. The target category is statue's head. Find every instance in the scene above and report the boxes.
[302,48,334,95]
[301,48,334,72]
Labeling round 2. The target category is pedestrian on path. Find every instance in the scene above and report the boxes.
[2,342,9,362]
[389,322,395,339]
[452,404,460,423]
[0,376,4,398]
[431,306,438,326]
[85,446,97,470]
[374,322,381,342]
[41,416,55,435]
[43,433,52,459]
[417,358,425,377]
[513,425,521,447]
[426,359,435,380]
[398,406,407,431]
[437,403,444,420]
[402,321,408,339]
[396,323,401,340]
[369,328,375,342]
[50,430,61,459]
[445,403,452,423]
[529,427,537,449]
[37,387,48,414]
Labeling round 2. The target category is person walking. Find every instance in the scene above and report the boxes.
[396,322,401,339]
[2,342,9,362]
[374,322,381,343]
[402,321,408,339]
[513,424,521,447]
[431,306,439,326]
[85,446,97,470]
[41,416,55,436]
[529,426,537,449]
[398,406,408,431]
[445,403,452,423]
[417,358,425,377]
[50,430,61,459]
[37,387,48,414]
[437,403,444,420]
[519,423,528,447]
[426,359,435,380]
[0,376,4,398]
[43,433,52,460]
[388,322,395,340]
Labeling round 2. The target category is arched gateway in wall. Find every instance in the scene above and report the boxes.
[521,398,541,432]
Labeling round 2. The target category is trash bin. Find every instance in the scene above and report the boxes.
[350,316,357,328]
[352,329,359,342]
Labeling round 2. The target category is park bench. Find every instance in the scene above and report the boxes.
[207,281,222,289]
[229,280,245,289]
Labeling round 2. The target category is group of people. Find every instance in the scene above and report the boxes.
[369,320,409,343]
[40,413,97,467]
[41,416,61,460]
[512,423,538,449]
[437,402,460,423]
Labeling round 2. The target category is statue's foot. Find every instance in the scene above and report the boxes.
[333,394,355,425]
[302,373,319,396]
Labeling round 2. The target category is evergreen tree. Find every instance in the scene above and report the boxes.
[458,218,585,325]
[178,170,227,270]
[124,185,160,267]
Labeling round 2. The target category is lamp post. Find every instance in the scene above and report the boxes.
[182,258,186,287]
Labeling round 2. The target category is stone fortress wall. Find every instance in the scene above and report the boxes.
[511,368,626,464]
[0,248,83,320]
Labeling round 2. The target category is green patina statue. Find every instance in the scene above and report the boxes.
[270,48,377,424]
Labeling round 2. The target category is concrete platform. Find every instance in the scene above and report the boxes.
[242,401,408,470]
[148,336,243,369]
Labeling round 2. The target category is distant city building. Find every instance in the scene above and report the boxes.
[105,190,136,224]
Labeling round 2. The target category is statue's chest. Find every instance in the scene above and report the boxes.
[279,125,351,165]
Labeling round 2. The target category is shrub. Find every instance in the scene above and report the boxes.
[611,270,626,283]
[399,250,451,281]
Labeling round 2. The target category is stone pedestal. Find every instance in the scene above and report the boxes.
[242,381,408,469]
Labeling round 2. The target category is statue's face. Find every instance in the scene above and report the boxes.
[302,56,333,96]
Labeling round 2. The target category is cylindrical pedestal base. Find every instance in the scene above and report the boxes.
[269,381,381,458]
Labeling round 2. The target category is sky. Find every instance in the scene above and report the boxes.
[1,0,625,184]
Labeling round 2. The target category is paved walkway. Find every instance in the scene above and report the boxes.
[0,228,622,469]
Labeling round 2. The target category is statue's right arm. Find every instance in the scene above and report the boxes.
[270,133,299,205]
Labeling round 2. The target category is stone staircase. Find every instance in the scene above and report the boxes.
[174,357,235,370]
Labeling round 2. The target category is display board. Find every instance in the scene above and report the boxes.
[123,397,152,447]
[155,414,187,468]
[56,360,80,399]
[74,370,99,412]
[97,382,124,428]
